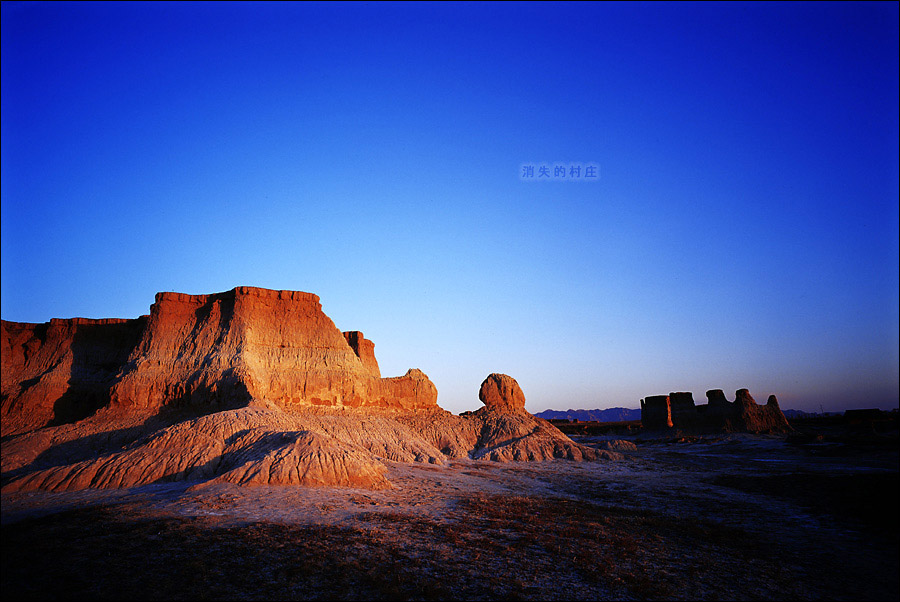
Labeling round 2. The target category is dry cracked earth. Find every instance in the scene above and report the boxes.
[2,429,898,601]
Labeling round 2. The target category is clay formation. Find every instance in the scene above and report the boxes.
[1,287,612,494]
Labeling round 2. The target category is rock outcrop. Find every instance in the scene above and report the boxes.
[639,388,792,434]
[2,287,438,436]
[343,331,380,378]
[596,439,639,452]
[1,317,147,434]
[478,373,526,412]
[108,288,438,413]
[465,374,616,462]
[1,289,613,494]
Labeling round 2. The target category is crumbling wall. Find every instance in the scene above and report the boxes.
[640,395,673,429]
[640,388,791,434]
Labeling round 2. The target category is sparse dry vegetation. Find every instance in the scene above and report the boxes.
[3,470,898,601]
[4,421,898,601]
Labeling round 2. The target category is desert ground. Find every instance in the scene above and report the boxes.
[3,420,897,601]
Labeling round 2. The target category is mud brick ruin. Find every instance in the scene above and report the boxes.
[640,389,791,434]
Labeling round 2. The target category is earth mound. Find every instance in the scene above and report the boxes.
[397,374,618,462]
[1,408,403,493]
[468,374,614,461]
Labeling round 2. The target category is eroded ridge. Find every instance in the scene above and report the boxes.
[2,289,614,493]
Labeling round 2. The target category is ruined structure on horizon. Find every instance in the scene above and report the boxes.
[1,287,615,493]
[640,389,792,434]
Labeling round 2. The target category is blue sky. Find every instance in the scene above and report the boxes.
[2,1,898,414]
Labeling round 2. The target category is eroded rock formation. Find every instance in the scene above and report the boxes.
[1,288,611,494]
[2,287,438,436]
[478,373,526,412]
[1,408,397,492]
[343,331,380,378]
[640,388,791,434]
[107,288,437,413]
[455,373,614,462]
[1,317,147,434]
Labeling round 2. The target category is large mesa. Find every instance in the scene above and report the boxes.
[2,286,438,435]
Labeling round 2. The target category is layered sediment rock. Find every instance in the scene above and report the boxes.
[343,331,380,378]
[1,317,146,434]
[108,287,437,413]
[2,287,438,435]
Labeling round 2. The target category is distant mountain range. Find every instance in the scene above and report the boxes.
[782,409,812,419]
[535,408,641,422]
[781,409,842,418]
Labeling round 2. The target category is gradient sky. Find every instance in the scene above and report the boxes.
[2,1,898,414]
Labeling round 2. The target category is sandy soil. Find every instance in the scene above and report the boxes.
[2,432,898,600]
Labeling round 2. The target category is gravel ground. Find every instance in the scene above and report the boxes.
[2,432,898,600]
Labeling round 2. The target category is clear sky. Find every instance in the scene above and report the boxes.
[2,1,898,414]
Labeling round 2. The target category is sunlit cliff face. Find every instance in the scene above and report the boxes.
[1,287,440,436]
